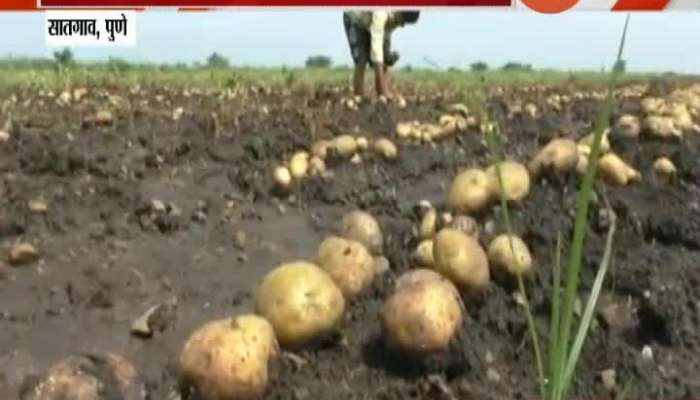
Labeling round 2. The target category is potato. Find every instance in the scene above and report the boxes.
[643,116,682,138]
[356,136,369,151]
[576,153,589,176]
[308,156,326,176]
[455,116,468,131]
[413,239,435,268]
[273,166,292,189]
[311,140,331,159]
[289,151,309,180]
[255,261,345,346]
[396,121,416,139]
[373,138,398,160]
[316,236,375,299]
[331,134,358,157]
[447,103,469,117]
[578,130,611,153]
[653,157,676,179]
[26,352,143,400]
[641,97,664,115]
[420,208,437,240]
[448,168,493,213]
[665,103,695,131]
[432,228,490,292]
[447,215,479,239]
[382,279,463,355]
[598,153,641,186]
[615,114,641,138]
[524,103,538,118]
[487,234,533,277]
[179,315,278,400]
[395,269,458,297]
[486,161,531,202]
[528,138,579,176]
[439,114,457,131]
[339,210,383,255]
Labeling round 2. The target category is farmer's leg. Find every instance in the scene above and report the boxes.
[344,13,371,96]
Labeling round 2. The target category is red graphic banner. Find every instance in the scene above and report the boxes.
[39,0,510,6]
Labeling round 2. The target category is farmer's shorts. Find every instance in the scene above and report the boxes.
[343,13,395,67]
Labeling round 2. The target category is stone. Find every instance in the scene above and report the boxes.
[600,368,616,391]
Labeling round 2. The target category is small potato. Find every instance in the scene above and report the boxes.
[576,153,589,176]
[27,352,143,400]
[486,161,531,203]
[653,157,676,180]
[439,114,457,130]
[524,103,538,118]
[273,166,292,189]
[413,239,435,268]
[289,151,310,180]
[396,121,416,140]
[308,156,326,176]
[578,130,611,153]
[528,138,579,176]
[487,234,533,277]
[448,168,493,214]
[339,210,383,255]
[395,269,458,297]
[447,103,469,117]
[373,137,398,160]
[331,134,358,157]
[180,315,278,400]
[598,153,641,186]
[420,208,438,240]
[317,236,375,299]
[643,116,682,139]
[311,140,331,159]
[615,114,641,138]
[447,215,479,239]
[433,228,490,292]
[382,279,463,355]
[255,261,345,346]
[356,136,369,151]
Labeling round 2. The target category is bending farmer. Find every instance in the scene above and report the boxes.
[343,11,420,99]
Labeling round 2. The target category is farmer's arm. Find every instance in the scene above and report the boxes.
[369,12,392,97]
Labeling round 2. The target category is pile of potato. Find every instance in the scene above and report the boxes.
[639,86,700,139]
[394,102,480,144]
[448,160,531,214]
[274,135,399,190]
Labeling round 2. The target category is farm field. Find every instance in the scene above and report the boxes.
[1,67,699,400]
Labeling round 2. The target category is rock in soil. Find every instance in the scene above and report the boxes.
[600,368,617,392]
[8,243,39,266]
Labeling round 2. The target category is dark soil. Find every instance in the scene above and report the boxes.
[1,81,699,400]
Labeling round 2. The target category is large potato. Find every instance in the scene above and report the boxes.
[487,234,533,277]
[486,161,530,202]
[643,116,681,139]
[331,135,358,157]
[395,268,458,297]
[528,138,579,176]
[432,228,490,292]
[179,315,278,400]
[288,151,309,180]
[316,236,375,299]
[382,279,463,355]
[255,261,345,346]
[339,210,383,255]
[448,168,493,213]
[26,352,143,400]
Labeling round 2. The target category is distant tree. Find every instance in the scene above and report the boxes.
[501,61,533,72]
[206,52,230,68]
[470,61,489,72]
[53,48,74,67]
[402,64,413,72]
[614,59,626,73]
[305,55,332,68]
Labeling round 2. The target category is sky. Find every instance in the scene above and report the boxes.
[0,10,698,73]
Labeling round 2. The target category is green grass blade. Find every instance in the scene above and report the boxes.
[546,232,563,399]
[561,213,616,394]
[553,14,630,400]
